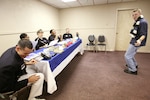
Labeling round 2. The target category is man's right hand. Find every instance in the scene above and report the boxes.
[28,75,40,83]
[26,59,37,65]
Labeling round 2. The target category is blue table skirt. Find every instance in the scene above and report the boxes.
[34,39,82,71]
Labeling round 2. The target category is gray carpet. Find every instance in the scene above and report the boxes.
[42,51,150,100]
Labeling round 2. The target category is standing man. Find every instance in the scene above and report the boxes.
[0,39,45,100]
[124,9,148,75]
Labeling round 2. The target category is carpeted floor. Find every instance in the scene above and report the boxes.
[42,51,150,100]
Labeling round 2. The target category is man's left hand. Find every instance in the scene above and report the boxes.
[134,39,141,46]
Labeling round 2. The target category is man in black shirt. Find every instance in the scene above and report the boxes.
[20,33,29,40]
[124,9,148,75]
[63,28,73,40]
[35,29,49,50]
[48,29,61,43]
[0,39,45,100]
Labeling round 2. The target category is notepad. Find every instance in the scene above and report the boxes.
[49,40,58,46]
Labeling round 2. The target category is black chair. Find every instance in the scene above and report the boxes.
[86,35,96,52]
[0,85,31,100]
[97,35,106,52]
[0,91,14,100]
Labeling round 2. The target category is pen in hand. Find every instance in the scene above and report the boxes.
[25,59,37,65]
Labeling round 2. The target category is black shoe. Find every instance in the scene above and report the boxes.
[124,69,137,75]
[125,64,138,69]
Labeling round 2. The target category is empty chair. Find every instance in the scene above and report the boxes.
[86,35,96,52]
[97,35,106,52]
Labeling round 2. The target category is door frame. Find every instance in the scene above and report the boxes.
[115,8,135,51]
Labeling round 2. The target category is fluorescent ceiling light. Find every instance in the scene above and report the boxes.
[62,0,76,2]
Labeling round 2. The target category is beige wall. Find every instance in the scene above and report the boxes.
[59,0,150,52]
[0,0,60,55]
[0,0,150,55]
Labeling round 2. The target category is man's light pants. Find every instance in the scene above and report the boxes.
[26,61,57,94]
[124,44,140,72]
[18,73,44,100]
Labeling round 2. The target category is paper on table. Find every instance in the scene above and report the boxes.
[24,53,41,61]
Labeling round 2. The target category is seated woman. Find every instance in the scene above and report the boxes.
[48,29,61,43]
[35,29,49,50]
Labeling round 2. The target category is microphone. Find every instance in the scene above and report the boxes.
[76,32,79,37]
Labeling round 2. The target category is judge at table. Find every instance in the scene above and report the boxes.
[63,28,73,40]
[35,29,49,50]
[0,39,45,100]
[48,29,61,43]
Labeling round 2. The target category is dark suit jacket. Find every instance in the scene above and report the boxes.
[0,47,28,93]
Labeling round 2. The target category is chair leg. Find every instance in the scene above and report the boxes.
[95,45,97,52]
[92,46,96,52]
[96,45,107,53]
[105,45,107,54]
[0,91,14,100]
[86,45,96,52]
[0,93,5,99]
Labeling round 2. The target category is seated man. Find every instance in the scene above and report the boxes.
[19,33,57,94]
[63,28,73,40]
[20,33,29,40]
[19,33,37,51]
[0,39,45,100]
[48,29,61,43]
[35,29,49,50]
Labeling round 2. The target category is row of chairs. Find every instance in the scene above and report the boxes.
[86,35,106,52]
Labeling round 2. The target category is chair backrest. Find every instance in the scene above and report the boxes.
[98,35,105,42]
[88,35,95,43]
[31,41,38,50]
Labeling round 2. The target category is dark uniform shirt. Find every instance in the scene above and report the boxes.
[130,16,148,46]
[35,37,49,50]
[48,35,61,43]
[63,33,73,40]
[0,47,28,93]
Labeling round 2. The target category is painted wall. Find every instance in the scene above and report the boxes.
[0,0,60,55]
[59,0,150,52]
[0,0,150,55]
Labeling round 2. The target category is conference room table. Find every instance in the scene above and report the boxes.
[25,38,83,94]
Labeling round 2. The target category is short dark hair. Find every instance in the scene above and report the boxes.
[17,39,33,49]
[50,29,54,33]
[20,33,27,40]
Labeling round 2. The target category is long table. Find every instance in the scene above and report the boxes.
[25,39,83,94]
[49,39,82,77]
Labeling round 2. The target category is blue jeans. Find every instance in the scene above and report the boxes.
[124,44,140,72]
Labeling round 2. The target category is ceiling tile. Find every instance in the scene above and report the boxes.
[41,0,65,8]
[94,0,108,5]
[40,0,140,9]
[78,0,94,6]
[64,1,81,7]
